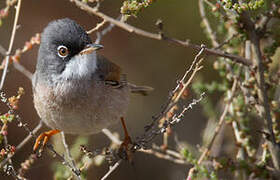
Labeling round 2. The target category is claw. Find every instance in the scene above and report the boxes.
[33,129,61,151]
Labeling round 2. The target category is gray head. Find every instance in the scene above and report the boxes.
[35,18,103,84]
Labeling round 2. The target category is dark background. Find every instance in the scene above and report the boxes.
[0,0,218,179]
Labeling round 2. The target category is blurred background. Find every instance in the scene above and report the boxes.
[0,0,219,179]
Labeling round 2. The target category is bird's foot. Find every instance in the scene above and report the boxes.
[33,129,61,152]
[118,117,133,162]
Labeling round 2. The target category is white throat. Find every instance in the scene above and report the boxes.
[57,52,97,81]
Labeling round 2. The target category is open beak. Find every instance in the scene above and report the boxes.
[79,44,103,55]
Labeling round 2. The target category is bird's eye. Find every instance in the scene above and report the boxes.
[57,45,69,58]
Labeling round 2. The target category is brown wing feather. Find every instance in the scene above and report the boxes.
[96,54,121,84]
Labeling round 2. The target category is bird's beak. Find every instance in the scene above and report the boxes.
[79,44,103,55]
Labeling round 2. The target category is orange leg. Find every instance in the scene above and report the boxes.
[120,117,132,146]
[33,129,61,151]
[119,117,133,161]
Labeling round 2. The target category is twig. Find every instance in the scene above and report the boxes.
[102,128,187,165]
[232,120,247,157]
[0,44,7,56]
[45,143,82,177]
[199,0,219,47]
[17,154,37,179]
[0,1,22,175]
[186,79,238,179]
[94,15,121,44]
[13,61,33,80]
[0,0,18,24]
[101,159,122,180]
[16,121,42,150]
[157,46,205,129]
[0,106,80,179]
[239,10,280,170]
[0,33,40,81]
[139,144,188,165]
[3,135,18,178]
[0,0,22,90]
[214,33,238,50]
[139,148,187,165]
[61,132,81,180]
[174,47,205,102]
[70,0,252,67]
[102,128,122,145]
[203,0,216,9]
[87,19,107,34]
[232,40,255,160]
[0,120,41,169]
[132,45,205,152]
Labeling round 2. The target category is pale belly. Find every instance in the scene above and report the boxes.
[33,80,130,134]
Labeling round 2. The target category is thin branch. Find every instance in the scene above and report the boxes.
[0,0,22,90]
[16,121,42,150]
[0,48,33,81]
[102,128,122,145]
[61,132,81,180]
[232,120,247,157]
[0,44,7,56]
[45,144,82,177]
[239,10,280,170]
[102,127,188,165]
[214,33,238,50]
[13,61,33,80]
[229,40,254,162]
[87,19,107,34]
[94,15,122,44]
[134,52,205,149]
[203,0,216,9]
[70,0,252,67]
[186,78,238,179]
[0,122,42,169]
[175,47,205,102]
[139,149,187,165]
[201,79,237,163]
[3,134,18,178]
[17,154,37,180]
[199,0,219,47]
[101,160,122,180]
[139,144,188,165]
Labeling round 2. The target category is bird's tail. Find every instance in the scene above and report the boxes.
[128,83,154,96]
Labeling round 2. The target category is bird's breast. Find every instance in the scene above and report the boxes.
[33,79,130,134]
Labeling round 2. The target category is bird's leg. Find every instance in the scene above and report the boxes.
[33,129,61,151]
[119,117,133,162]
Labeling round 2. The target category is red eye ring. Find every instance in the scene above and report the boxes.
[57,45,69,58]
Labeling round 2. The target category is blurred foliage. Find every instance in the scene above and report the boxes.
[189,0,280,179]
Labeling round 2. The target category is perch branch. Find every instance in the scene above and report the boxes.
[61,132,81,180]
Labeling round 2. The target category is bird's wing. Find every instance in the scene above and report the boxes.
[95,54,122,86]
[95,55,154,94]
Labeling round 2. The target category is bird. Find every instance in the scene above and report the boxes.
[32,18,152,151]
